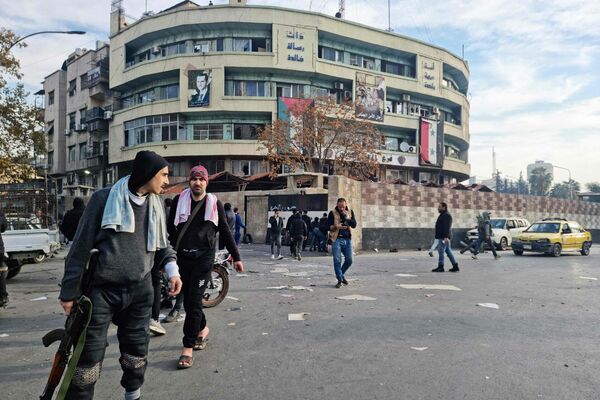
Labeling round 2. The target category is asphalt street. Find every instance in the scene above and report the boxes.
[1,244,599,400]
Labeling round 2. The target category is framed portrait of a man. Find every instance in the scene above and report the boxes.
[188,69,211,107]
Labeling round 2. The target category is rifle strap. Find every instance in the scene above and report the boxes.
[56,296,93,400]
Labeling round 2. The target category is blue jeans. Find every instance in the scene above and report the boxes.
[332,238,353,282]
[438,239,457,266]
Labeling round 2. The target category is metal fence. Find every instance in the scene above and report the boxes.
[0,183,58,229]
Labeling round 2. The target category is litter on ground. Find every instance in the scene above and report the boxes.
[477,303,500,309]
[578,276,597,281]
[30,296,48,301]
[411,347,428,351]
[288,313,310,321]
[267,285,314,292]
[335,294,376,301]
[0,333,9,338]
[397,284,462,291]
[394,273,418,277]
[226,296,240,301]
[227,322,236,326]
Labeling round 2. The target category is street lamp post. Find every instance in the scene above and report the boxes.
[553,164,573,200]
[7,30,86,51]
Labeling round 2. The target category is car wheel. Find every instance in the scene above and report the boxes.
[33,253,47,263]
[551,243,562,257]
[498,237,508,251]
[581,242,591,256]
[513,250,524,256]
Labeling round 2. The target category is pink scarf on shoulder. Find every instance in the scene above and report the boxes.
[174,188,218,227]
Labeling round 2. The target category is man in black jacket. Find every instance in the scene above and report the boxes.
[269,209,284,259]
[167,165,244,369]
[301,210,312,251]
[0,207,8,307]
[60,197,85,242]
[289,210,308,261]
[59,150,182,400]
[432,202,459,272]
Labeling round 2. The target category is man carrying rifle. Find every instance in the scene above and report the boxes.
[57,151,182,400]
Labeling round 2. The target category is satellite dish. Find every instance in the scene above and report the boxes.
[399,141,410,152]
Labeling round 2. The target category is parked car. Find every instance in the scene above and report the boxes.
[2,217,61,279]
[511,218,592,257]
[466,217,530,250]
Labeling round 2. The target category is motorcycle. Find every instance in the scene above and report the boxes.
[161,250,232,309]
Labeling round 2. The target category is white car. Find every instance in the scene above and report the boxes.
[466,217,531,250]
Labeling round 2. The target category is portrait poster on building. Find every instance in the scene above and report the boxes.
[188,69,211,107]
[419,117,444,167]
[277,97,314,140]
[355,72,385,121]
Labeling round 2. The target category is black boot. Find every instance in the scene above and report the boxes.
[449,263,460,272]
[432,264,444,272]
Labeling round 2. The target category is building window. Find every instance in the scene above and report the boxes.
[47,151,54,167]
[79,107,87,125]
[234,124,264,140]
[233,38,251,52]
[68,145,76,163]
[124,114,179,147]
[192,124,224,140]
[350,53,374,70]
[48,90,55,105]
[68,112,76,130]
[162,42,187,57]
[231,160,265,176]
[227,80,271,97]
[79,143,87,160]
[386,169,409,182]
[385,137,399,152]
[319,46,343,62]
[120,84,179,109]
[276,83,307,98]
[68,79,76,96]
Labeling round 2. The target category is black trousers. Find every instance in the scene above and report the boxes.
[0,254,7,300]
[150,266,162,321]
[179,251,213,349]
[292,235,304,257]
[65,275,153,400]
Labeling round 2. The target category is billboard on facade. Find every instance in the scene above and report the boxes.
[355,72,385,121]
[419,117,444,167]
[188,69,211,107]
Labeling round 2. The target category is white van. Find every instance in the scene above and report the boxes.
[466,217,531,250]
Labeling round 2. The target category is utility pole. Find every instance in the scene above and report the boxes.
[339,0,345,18]
[388,0,392,32]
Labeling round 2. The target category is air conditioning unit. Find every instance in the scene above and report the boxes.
[402,94,411,102]
[103,111,113,120]
[333,82,344,90]
[67,173,75,185]
[432,107,440,115]
[65,128,72,136]
[74,123,87,131]
[151,46,161,54]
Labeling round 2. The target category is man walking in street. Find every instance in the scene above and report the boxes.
[328,198,357,288]
[219,202,235,250]
[461,211,500,260]
[58,150,182,400]
[269,209,284,259]
[167,165,244,369]
[301,210,312,251]
[0,207,9,307]
[60,197,86,243]
[432,202,460,273]
[318,212,329,252]
[288,209,308,261]
[233,207,245,245]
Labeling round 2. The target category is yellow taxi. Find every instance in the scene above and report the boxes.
[511,218,592,257]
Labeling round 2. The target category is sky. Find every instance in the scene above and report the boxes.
[2,0,600,186]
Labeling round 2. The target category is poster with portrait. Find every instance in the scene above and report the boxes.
[188,69,211,107]
[355,72,385,121]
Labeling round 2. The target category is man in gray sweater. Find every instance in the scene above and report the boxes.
[59,150,182,400]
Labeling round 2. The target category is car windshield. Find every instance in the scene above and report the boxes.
[490,219,506,229]
[526,223,560,233]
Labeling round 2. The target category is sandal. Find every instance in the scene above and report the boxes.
[193,336,208,351]
[177,355,193,369]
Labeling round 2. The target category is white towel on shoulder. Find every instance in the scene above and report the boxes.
[174,188,218,227]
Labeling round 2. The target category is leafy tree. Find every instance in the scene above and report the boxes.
[0,28,45,183]
[494,170,503,192]
[585,182,600,193]
[517,172,529,195]
[258,96,382,180]
[549,179,581,199]
[529,167,552,196]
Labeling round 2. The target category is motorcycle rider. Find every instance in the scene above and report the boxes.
[167,165,243,369]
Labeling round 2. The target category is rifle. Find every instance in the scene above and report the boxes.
[40,249,99,400]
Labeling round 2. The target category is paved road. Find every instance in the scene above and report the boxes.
[1,244,599,399]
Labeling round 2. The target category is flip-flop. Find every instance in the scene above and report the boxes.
[177,355,193,369]
[193,336,208,351]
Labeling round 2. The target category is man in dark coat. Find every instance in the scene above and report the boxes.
[0,207,8,307]
[60,197,86,242]
[432,202,459,273]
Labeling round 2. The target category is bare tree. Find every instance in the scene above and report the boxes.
[258,97,383,180]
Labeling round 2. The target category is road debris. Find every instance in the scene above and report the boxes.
[0,333,9,338]
[397,284,462,291]
[30,296,48,301]
[335,294,376,301]
[394,273,417,277]
[477,303,500,310]
[226,296,240,301]
[288,313,310,321]
[227,322,236,326]
[578,276,597,281]
[411,347,428,351]
[225,307,242,312]
[271,267,289,273]
[267,285,314,292]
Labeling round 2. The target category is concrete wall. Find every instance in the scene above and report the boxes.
[331,176,600,250]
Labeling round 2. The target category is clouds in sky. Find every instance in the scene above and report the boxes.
[3,0,599,184]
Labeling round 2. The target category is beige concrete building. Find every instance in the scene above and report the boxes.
[109,0,470,183]
[42,42,114,203]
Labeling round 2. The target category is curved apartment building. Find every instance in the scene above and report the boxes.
[108,0,470,183]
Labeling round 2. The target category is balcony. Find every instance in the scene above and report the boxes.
[85,107,105,122]
[87,119,108,133]
[89,82,109,101]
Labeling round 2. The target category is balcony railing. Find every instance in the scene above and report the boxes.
[85,107,105,122]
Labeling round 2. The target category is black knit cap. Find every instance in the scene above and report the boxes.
[128,150,169,193]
